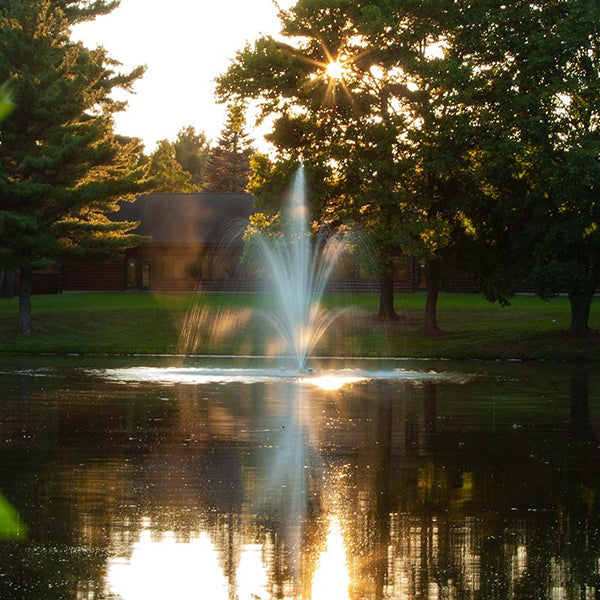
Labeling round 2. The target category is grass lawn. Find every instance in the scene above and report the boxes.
[0,291,598,360]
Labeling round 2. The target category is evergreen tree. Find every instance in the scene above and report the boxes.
[204,103,252,193]
[173,125,210,190]
[52,0,119,23]
[0,0,146,332]
[147,139,193,192]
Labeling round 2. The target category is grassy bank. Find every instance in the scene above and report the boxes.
[0,292,598,360]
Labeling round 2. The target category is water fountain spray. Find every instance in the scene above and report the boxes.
[247,167,348,371]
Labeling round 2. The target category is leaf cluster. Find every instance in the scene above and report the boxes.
[218,0,600,301]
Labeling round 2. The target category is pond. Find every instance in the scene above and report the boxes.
[0,356,598,599]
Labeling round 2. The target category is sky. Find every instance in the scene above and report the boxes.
[72,0,295,153]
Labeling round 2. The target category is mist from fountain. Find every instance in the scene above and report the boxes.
[247,166,348,372]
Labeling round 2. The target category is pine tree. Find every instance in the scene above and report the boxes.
[52,0,120,23]
[0,0,146,332]
[204,103,252,193]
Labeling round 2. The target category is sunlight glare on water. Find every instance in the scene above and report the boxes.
[302,375,366,391]
[106,521,354,600]
[107,528,228,600]
[311,516,351,600]
[96,365,454,388]
[237,544,269,600]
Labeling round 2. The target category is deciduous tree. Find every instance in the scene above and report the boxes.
[455,0,600,335]
[147,139,193,193]
[217,0,464,321]
[173,125,210,190]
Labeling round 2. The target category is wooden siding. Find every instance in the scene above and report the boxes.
[61,260,125,291]
[126,244,419,293]
[32,272,61,295]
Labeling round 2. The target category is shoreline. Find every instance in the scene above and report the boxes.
[1,292,598,361]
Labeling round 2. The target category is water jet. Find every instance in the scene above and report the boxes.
[245,166,348,371]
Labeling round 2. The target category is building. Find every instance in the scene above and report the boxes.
[59,193,419,294]
[62,193,255,292]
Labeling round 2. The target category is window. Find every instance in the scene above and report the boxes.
[392,256,411,281]
[126,259,137,288]
[142,263,152,288]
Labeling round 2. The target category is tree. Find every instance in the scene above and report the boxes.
[219,0,599,331]
[147,139,193,192]
[0,0,146,333]
[216,0,464,321]
[365,1,477,330]
[52,0,120,23]
[173,125,210,190]
[452,0,600,335]
[203,102,253,193]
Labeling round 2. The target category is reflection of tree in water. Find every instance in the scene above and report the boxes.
[0,367,599,598]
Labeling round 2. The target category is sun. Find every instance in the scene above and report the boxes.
[325,59,346,80]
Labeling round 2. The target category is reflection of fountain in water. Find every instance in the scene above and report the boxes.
[261,383,314,592]
[246,167,348,371]
[259,386,353,599]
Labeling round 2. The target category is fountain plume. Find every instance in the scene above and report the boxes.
[247,167,349,371]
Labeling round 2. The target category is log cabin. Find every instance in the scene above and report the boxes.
[59,192,419,293]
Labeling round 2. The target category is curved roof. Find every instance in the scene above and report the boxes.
[115,193,256,245]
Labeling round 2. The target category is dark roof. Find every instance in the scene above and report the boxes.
[115,193,256,245]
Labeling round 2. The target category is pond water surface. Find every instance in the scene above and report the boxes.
[0,356,599,599]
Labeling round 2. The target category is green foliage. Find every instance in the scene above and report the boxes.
[0,492,27,540]
[0,0,146,329]
[248,154,330,217]
[204,102,253,193]
[218,0,599,330]
[52,0,120,24]
[147,139,193,193]
[453,0,600,332]
[216,0,473,321]
[173,125,210,190]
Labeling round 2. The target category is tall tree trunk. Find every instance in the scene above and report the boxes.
[568,255,599,336]
[423,260,440,333]
[568,292,591,336]
[18,268,32,334]
[378,259,397,320]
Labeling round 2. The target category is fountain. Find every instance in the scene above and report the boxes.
[244,166,347,372]
[0,169,492,600]
[103,166,454,387]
